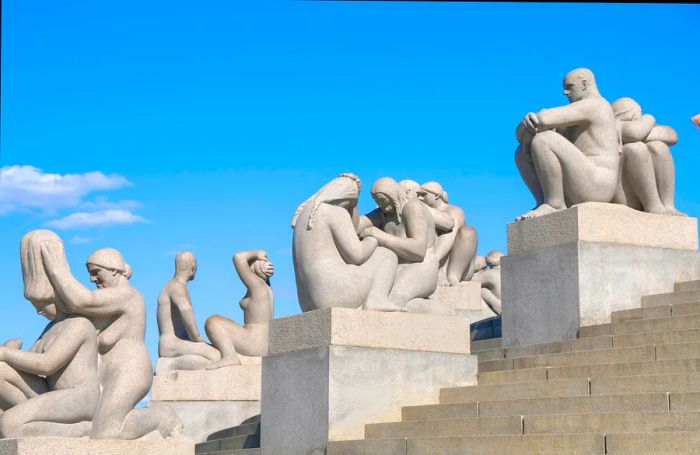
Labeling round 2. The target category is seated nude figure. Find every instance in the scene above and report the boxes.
[40,242,182,440]
[515,68,620,220]
[358,177,440,307]
[292,173,401,312]
[611,97,685,216]
[471,251,504,315]
[205,250,274,369]
[157,251,221,371]
[421,181,478,285]
[0,230,99,438]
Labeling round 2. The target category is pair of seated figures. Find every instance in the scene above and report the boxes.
[291,173,497,313]
[514,67,684,220]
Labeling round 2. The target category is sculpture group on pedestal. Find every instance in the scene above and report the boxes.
[514,67,685,220]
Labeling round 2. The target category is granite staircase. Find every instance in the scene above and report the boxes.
[326,278,700,454]
[195,415,260,455]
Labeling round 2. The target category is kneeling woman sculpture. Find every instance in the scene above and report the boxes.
[291,173,400,312]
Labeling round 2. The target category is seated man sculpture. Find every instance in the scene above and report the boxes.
[358,177,440,308]
[471,250,504,315]
[157,251,221,371]
[514,68,620,220]
[0,230,100,438]
[421,181,478,286]
[611,97,685,216]
[205,250,274,369]
[292,173,401,312]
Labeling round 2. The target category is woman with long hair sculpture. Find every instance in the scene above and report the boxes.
[39,244,181,440]
[205,250,274,369]
[292,173,402,312]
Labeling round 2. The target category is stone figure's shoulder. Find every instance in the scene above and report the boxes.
[403,198,427,216]
[63,315,97,338]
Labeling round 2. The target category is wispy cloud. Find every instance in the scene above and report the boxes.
[0,165,131,214]
[69,235,98,245]
[46,209,147,230]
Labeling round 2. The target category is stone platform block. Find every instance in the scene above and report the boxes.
[0,437,193,455]
[150,365,261,443]
[503,203,700,347]
[261,309,477,455]
[431,281,496,323]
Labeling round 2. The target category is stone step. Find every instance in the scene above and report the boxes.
[477,335,616,362]
[203,423,259,441]
[581,313,700,338]
[479,345,656,372]
[676,279,700,293]
[195,434,260,454]
[366,411,700,439]
[606,431,700,454]
[327,434,605,454]
[612,302,700,323]
[471,337,503,352]
[642,290,700,308]
[403,392,674,420]
[198,450,260,455]
[440,378,590,403]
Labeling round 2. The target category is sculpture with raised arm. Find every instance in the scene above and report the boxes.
[157,251,221,371]
[0,230,99,438]
[515,68,620,220]
[39,241,182,440]
[292,173,401,312]
[204,250,274,369]
[358,177,440,307]
[421,181,479,285]
[611,97,685,216]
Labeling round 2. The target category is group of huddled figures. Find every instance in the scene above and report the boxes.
[0,229,273,440]
[292,173,501,315]
[515,67,684,219]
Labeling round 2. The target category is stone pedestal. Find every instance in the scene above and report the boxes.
[503,202,700,347]
[432,281,495,323]
[0,438,193,455]
[260,308,477,455]
[149,362,261,443]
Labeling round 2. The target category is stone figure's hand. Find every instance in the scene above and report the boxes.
[359,226,379,239]
[3,339,22,350]
[260,261,275,278]
[523,112,540,135]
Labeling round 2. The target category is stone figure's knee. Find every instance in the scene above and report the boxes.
[530,131,556,156]
[647,141,670,159]
[0,411,22,438]
[622,142,647,160]
[205,316,224,333]
[460,225,477,244]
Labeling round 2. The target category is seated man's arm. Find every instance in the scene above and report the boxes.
[329,206,378,266]
[646,124,678,145]
[357,208,384,233]
[620,114,656,143]
[428,207,455,233]
[171,286,204,342]
[535,99,600,131]
[363,201,428,262]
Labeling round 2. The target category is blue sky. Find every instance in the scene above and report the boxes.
[2,1,699,363]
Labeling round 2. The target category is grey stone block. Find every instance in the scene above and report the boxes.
[0,438,193,455]
[325,439,406,455]
[591,373,700,395]
[548,358,700,381]
[613,328,700,348]
[401,403,478,422]
[405,434,605,455]
[440,377,589,403]
[642,290,700,307]
[524,411,700,434]
[676,279,700,292]
[477,367,549,385]
[605,432,700,453]
[364,416,522,439]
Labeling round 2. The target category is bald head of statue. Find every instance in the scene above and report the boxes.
[175,251,197,281]
[563,68,600,103]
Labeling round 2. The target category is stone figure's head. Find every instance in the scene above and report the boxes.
[399,179,426,201]
[252,259,274,284]
[563,68,599,103]
[175,251,197,281]
[611,97,642,122]
[86,248,132,289]
[421,181,445,209]
[292,172,361,230]
[485,250,504,268]
[473,255,488,272]
[371,177,406,219]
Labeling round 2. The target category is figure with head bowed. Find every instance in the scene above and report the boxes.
[292,173,401,312]
[157,251,222,372]
[611,97,685,216]
[0,230,99,438]
[205,250,274,369]
[39,239,182,440]
[471,250,504,315]
[514,68,620,220]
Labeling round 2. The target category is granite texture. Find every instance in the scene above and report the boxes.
[151,364,261,401]
[0,438,193,455]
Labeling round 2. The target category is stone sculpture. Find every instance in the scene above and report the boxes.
[471,250,504,315]
[358,177,440,307]
[422,181,478,285]
[157,251,221,371]
[611,97,685,216]
[292,173,401,312]
[514,68,620,220]
[37,238,182,440]
[0,230,99,438]
[204,250,274,369]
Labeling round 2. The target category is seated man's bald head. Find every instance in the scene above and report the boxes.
[563,68,600,102]
[175,251,197,273]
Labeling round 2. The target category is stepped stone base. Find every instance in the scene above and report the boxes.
[432,281,495,323]
[261,309,477,455]
[151,365,261,443]
[503,203,700,347]
[0,437,193,455]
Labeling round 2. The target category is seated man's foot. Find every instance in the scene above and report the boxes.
[516,203,563,221]
[363,299,408,313]
[206,356,242,370]
[646,204,688,217]
[666,206,688,217]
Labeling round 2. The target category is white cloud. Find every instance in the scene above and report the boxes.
[46,209,147,230]
[0,165,131,214]
[69,235,96,244]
